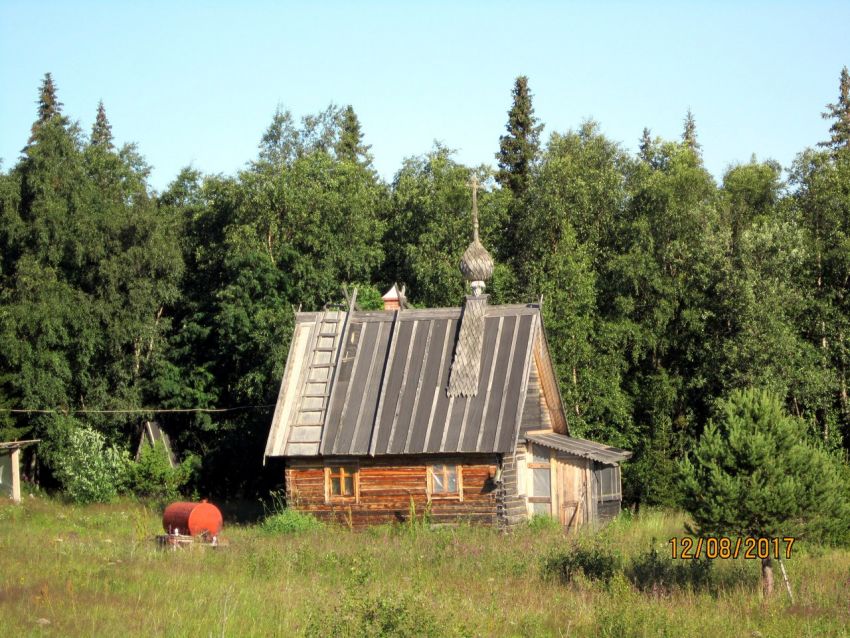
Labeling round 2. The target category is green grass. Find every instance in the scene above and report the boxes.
[1,499,849,637]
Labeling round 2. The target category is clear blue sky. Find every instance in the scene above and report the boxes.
[2,1,848,191]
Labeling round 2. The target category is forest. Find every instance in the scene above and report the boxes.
[1,70,849,507]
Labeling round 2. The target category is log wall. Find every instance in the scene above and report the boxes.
[497,444,529,529]
[285,455,500,527]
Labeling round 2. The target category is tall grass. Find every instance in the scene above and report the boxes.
[1,500,848,637]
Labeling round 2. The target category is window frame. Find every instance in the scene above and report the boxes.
[324,463,360,504]
[427,463,463,501]
[593,463,621,503]
[526,444,553,516]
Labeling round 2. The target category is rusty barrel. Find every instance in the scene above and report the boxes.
[162,501,223,537]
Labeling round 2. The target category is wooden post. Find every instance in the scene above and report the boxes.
[11,448,21,503]
[567,492,585,532]
[761,557,774,598]
[778,557,794,604]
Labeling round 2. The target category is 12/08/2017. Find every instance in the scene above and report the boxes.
[669,536,795,560]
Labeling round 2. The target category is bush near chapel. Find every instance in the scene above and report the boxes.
[50,424,130,504]
[129,440,196,503]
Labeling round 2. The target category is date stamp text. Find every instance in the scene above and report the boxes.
[669,536,795,560]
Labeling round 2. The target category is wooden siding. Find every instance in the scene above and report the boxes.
[551,452,593,529]
[520,358,552,435]
[533,334,568,435]
[286,455,499,527]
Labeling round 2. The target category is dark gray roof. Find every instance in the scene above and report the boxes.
[526,432,632,464]
[265,303,541,457]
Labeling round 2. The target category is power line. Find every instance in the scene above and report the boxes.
[1,405,275,414]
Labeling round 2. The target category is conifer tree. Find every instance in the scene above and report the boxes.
[495,76,543,196]
[639,127,653,163]
[680,389,849,596]
[335,105,371,165]
[90,100,114,149]
[682,108,700,152]
[1,76,182,478]
[28,72,67,144]
[820,66,850,153]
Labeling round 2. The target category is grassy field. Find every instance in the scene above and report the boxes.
[1,498,849,637]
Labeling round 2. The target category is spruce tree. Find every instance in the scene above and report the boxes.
[680,389,849,596]
[495,75,543,196]
[28,72,67,144]
[2,76,183,486]
[682,108,700,152]
[819,66,850,153]
[90,100,114,149]
[639,127,653,163]
[335,105,371,165]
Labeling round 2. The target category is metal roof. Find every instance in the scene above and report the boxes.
[265,303,541,458]
[526,432,632,464]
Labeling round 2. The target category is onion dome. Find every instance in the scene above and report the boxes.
[459,177,494,293]
[460,239,494,283]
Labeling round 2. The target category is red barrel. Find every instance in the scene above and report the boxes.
[162,501,223,537]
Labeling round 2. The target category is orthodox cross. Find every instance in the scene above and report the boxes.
[469,175,480,242]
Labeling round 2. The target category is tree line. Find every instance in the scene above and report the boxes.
[1,70,849,504]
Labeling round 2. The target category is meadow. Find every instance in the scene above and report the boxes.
[1,498,848,637]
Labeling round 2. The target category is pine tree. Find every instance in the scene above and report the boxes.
[819,66,850,153]
[335,105,371,165]
[28,72,67,144]
[680,389,849,596]
[495,76,543,196]
[90,100,114,149]
[682,108,700,152]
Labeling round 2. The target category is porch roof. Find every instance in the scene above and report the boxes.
[526,432,631,464]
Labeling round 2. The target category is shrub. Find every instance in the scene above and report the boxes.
[543,543,622,586]
[304,591,439,638]
[127,440,194,502]
[51,426,130,503]
[261,508,325,534]
[626,544,713,594]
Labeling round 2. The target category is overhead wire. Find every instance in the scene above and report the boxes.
[1,405,275,414]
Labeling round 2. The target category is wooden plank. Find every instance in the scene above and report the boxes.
[467,316,504,451]
[388,320,429,454]
[347,321,386,454]
[324,320,366,453]
[534,325,569,435]
[486,315,520,451]
[404,320,439,453]
[318,308,351,436]
[265,320,314,457]
[369,311,404,454]
[420,320,453,452]
[11,448,20,503]
[503,313,536,450]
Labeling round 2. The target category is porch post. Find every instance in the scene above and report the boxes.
[11,448,21,503]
